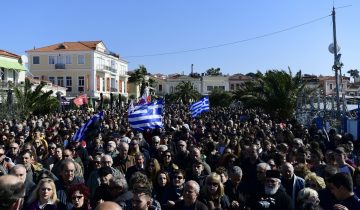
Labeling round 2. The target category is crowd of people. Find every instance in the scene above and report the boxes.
[1,103,360,210]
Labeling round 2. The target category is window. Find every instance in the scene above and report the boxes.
[207,86,213,91]
[102,78,105,92]
[49,56,55,64]
[96,76,100,91]
[66,55,72,64]
[0,68,4,80]
[219,86,225,90]
[106,77,110,91]
[78,55,85,64]
[66,77,72,91]
[33,56,40,64]
[49,77,55,84]
[78,76,84,91]
[170,86,174,93]
[33,76,39,80]
[57,77,64,87]
[159,84,163,91]
[230,84,234,90]
[330,84,333,90]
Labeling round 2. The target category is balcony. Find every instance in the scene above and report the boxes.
[96,65,117,74]
[110,87,118,92]
[55,63,66,69]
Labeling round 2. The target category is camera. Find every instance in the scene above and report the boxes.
[4,157,11,162]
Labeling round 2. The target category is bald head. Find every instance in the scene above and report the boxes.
[0,175,25,210]
[95,201,122,210]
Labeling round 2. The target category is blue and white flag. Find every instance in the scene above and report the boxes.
[72,111,104,142]
[128,99,164,131]
[190,96,209,118]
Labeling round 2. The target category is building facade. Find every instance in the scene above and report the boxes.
[0,50,26,102]
[228,74,252,91]
[26,41,128,99]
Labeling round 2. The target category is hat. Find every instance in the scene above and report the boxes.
[335,147,346,154]
[266,170,281,179]
[98,166,113,177]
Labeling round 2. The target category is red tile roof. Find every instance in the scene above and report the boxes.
[0,49,21,59]
[26,41,102,52]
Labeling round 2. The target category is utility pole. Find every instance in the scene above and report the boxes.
[332,7,341,120]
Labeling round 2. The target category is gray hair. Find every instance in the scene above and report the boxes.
[257,162,271,171]
[186,180,200,195]
[111,174,128,191]
[230,166,243,176]
[101,155,113,164]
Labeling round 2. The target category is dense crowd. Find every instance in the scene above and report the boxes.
[1,103,360,210]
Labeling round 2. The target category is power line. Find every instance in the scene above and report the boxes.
[123,14,331,59]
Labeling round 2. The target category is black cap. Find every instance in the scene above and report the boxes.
[266,170,281,179]
[98,166,112,177]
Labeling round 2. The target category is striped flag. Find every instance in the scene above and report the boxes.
[190,96,209,118]
[128,99,164,131]
[72,111,104,142]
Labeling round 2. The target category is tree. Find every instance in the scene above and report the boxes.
[205,67,221,76]
[209,87,233,107]
[175,81,200,104]
[128,65,150,96]
[13,78,59,118]
[347,69,359,82]
[233,68,305,121]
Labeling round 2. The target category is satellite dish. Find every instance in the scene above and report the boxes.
[328,43,341,54]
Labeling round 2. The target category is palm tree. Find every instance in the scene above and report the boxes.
[13,78,59,118]
[233,69,305,121]
[347,69,359,83]
[175,81,200,104]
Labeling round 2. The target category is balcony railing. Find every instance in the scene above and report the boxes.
[96,65,117,73]
[0,80,23,89]
[55,63,66,69]
[110,87,118,92]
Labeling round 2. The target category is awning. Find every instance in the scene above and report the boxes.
[0,59,25,71]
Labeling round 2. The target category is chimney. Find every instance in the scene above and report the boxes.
[191,64,194,74]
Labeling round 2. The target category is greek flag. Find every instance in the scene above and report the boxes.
[190,96,209,118]
[72,111,104,142]
[128,99,164,131]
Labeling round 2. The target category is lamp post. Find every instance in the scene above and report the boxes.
[329,7,342,121]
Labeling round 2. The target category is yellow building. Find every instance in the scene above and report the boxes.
[26,41,129,99]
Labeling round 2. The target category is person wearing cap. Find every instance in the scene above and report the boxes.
[92,166,115,207]
[334,146,355,175]
[105,140,119,158]
[250,170,293,210]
